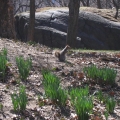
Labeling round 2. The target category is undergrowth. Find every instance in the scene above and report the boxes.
[0,48,8,81]
[83,65,117,85]
[11,85,28,112]
[16,56,32,81]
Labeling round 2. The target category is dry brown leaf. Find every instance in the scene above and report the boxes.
[77,72,84,80]
[109,91,115,96]
[115,54,120,58]
[93,116,101,120]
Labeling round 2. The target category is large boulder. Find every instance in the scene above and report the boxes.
[15,8,120,50]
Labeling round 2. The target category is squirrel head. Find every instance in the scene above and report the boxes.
[66,45,70,49]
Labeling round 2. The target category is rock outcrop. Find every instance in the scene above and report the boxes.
[15,8,120,50]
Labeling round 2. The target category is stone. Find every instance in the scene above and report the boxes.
[15,8,120,50]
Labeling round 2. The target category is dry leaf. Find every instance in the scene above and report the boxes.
[115,54,120,58]
[109,91,115,96]
[93,116,101,120]
[77,72,84,79]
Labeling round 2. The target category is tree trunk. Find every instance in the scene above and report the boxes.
[66,0,80,48]
[87,0,90,7]
[113,0,119,19]
[115,7,119,19]
[0,0,16,39]
[97,0,102,9]
[27,0,35,41]
[81,0,86,6]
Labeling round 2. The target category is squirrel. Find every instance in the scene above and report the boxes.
[55,45,70,62]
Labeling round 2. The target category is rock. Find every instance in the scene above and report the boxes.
[15,8,120,50]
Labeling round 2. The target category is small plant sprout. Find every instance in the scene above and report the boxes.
[0,48,8,81]
[75,96,93,120]
[42,70,60,102]
[42,70,67,106]
[83,65,117,85]
[11,85,28,112]
[97,90,104,103]
[70,86,89,104]
[37,95,45,107]
[105,97,116,114]
[16,56,32,81]
[100,67,117,85]
[2,48,7,58]
[27,41,36,46]
[0,103,3,111]
[83,65,98,80]
[11,93,19,111]
[70,86,93,120]
[57,87,67,106]
[104,111,109,120]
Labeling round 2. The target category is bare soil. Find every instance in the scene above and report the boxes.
[0,38,120,120]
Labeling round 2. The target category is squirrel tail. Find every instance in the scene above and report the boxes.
[55,52,60,58]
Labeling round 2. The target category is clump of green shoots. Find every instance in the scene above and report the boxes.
[83,65,98,80]
[27,41,36,46]
[57,87,67,106]
[70,86,89,103]
[105,97,116,114]
[83,65,117,85]
[104,111,109,120]
[42,70,67,106]
[0,103,3,111]
[11,85,28,112]
[1,48,7,58]
[42,70,60,101]
[16,56,32,81]
[37,95,45,107]
[99,67,117,85]
[97,90,105,103]
[69,86,93,120]
[0,48,8,81]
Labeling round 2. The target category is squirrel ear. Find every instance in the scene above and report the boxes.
[66,45,70,48]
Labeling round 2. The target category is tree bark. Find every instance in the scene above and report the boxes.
[112,0,119,19]
[97,0,102,9]
[66,0,80,48]
[0,0,16,39]
[81,0,86,6]
[27,0,35,41]
[87,0,90,7]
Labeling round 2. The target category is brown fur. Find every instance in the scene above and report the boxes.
[55,45,70,62]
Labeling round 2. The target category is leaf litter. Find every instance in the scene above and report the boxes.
[0,38,120,120]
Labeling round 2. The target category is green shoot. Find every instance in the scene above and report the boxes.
[70,86,93,120]
[105,97,116,114]
[104,111,109,120]
[42,70,67,106]
[0,48,8,81]
[70,86,89,104]
[83,65,117,85]
[11,85,28,111]
[16,56,32,81]
[42,70,60,102]
[57,87,67,106]
[0,103,3,111]
[97,90,104,103]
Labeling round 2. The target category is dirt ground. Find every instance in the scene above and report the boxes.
[0,38,120,120]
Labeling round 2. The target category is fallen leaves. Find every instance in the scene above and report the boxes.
[0,38,120,120]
